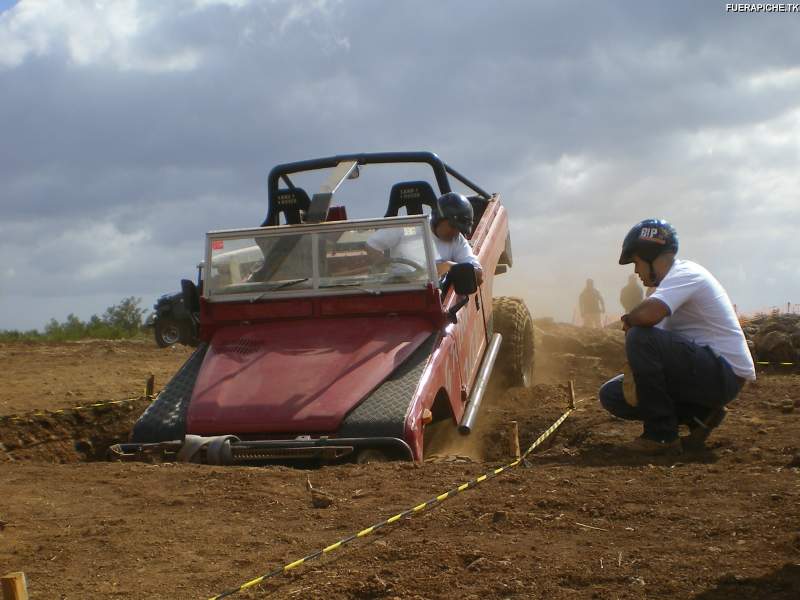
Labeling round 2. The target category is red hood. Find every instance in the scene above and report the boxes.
[186,316,434,435]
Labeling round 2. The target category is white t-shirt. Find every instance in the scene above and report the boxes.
[366,223,481,271]
[431,234,481,270]
[650,259,755,380]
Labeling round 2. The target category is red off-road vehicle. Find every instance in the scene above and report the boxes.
[116,152,534,464]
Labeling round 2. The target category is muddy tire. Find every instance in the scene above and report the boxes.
[130,343,208,443]
[492,296,534,388]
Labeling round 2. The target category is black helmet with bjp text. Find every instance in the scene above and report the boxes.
[619,219,679,265]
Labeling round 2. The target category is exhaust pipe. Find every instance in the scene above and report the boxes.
[459,333,502,435]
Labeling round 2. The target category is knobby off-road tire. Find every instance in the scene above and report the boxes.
[492,296,535,388]
[130,343,208,443]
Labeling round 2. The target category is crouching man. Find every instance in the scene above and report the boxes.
[599,219,755,454]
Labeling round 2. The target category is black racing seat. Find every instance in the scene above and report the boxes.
[385,181,438,217]
[263,188,311,226]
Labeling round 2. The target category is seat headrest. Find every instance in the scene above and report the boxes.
[385,181,438,217]
[266,188,311,225]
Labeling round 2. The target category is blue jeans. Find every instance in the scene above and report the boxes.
[598,326,743,442]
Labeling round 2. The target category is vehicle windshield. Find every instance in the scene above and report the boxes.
[204,216,437,300]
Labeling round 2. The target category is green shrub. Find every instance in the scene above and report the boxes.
[0,297,150,342]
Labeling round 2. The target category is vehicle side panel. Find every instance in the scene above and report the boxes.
[442,198,509,396]
[403,331,464,461]
[402,199,510,461]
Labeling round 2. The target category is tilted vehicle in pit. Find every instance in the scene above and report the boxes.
[113,152,534,464]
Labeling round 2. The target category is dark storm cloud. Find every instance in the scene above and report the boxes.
[1,0,798,328]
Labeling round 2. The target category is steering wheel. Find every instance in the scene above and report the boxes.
[386,256,427,274]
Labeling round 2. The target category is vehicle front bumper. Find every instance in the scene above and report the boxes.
[109,434,413,464]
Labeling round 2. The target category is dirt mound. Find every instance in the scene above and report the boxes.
[0,339,192,416]
[433,320,627,464]
[535,318,625,362]
[0,398,151,463]
[742,313,800,364]
[531,319,625,399]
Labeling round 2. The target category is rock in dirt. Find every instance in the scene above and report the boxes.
[306,476,335,508]
[354,574,391,597]
[466,556,488,571]
[310,491,334,508]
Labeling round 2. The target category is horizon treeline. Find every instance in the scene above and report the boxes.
[0,297,149,342]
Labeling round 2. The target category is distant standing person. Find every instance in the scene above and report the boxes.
[620,274,644,312]
[579,279,605,328]
[598,219,756,454]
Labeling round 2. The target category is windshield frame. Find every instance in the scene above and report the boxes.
[203,215,439,303]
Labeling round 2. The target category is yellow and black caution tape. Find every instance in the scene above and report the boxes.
[0,376,156,423]
[208,404,575,600]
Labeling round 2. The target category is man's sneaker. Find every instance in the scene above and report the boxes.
[682,406,727,451]
[624,436,682,455]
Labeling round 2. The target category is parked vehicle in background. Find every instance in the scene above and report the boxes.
[150,291,199,348]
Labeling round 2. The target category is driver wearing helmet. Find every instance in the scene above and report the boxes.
[599,219,755,454]
[366,192,483,285]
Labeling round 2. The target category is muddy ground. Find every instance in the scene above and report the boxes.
[1,325,798,599]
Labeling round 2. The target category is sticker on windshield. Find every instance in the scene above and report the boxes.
[211,240,224,250]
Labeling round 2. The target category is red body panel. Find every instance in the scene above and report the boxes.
[404,330,464,461]
[403,200,509,461]
[187,316,434,435]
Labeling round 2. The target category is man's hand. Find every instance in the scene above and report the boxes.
[437,262,484,286]
[436,261,455,278]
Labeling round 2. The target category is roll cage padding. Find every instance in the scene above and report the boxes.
[262,188,311,226]
[385,181,438,217]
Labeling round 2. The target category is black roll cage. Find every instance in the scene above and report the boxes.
[264,151,491,227]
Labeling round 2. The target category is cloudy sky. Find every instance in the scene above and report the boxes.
[1,0,798,330]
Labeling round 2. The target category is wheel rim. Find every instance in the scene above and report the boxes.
[160,324,180,345]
